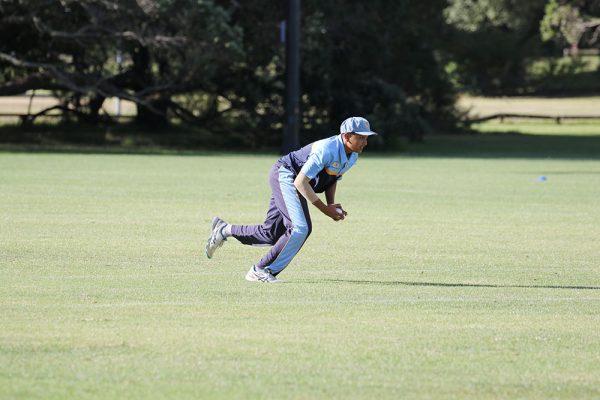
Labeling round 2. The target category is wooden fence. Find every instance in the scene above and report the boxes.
[468,113,600,124]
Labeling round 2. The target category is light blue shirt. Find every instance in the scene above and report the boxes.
[301,134,358,181]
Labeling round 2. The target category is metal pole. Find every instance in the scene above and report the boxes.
[115,50,123,117]
[282,0,300,154]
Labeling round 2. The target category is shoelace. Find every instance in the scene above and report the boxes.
[209,226,226,247]
[263,269,276,282]
[255,268,268,282]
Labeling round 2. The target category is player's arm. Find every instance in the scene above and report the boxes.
[294,172,344,221]
[324,181,347,216]
[325,181,336,205]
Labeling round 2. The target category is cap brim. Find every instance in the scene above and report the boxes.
[354,131,378,136]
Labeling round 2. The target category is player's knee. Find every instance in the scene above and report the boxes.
[293,223,310,239]
[262,225,283,245]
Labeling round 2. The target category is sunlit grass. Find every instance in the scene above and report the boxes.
[1,146,600,399]
[472,119,600,136]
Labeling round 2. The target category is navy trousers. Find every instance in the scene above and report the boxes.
[230,163,312,274]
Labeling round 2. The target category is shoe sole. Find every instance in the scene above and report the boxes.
[205,217,222,259]
[205,236,212,259]
[245,273,259,282]
[245,270,281,283]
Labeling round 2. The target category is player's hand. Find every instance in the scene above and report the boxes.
[324,203,346,221]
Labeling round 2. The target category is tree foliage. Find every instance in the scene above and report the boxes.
[11,1,599,146]
[0,0,462,146]
[540,0,600,53]
[443,0,548,94]
[0,0,244,126]
[300,0,457,143]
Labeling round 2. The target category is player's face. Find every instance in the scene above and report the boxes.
[345,133,369,153]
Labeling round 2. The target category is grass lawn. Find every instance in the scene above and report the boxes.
[1,132,600,399]
[458,95,600,119]
[472,119,600,136]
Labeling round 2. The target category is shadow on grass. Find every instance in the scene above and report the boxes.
[404,132,600,160]
[1,126,600,159]
[0,124,280,157]
[0,143,279,157]
[317,279,600,290]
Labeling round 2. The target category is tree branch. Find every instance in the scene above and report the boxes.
[30,5,187,49]
[0,51,166,116]
[168,99,232,125]
[0,73,64,95]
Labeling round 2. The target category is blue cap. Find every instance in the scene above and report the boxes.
[340,117,378,136]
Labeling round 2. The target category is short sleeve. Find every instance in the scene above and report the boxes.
[300,152,325,179]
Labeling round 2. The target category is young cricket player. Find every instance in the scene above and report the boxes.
[205,116,377,283]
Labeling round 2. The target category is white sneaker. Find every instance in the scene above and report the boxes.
[245,266,281,283]
[205,217,228,259]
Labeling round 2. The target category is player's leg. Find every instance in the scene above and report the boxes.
[248,165,312,279]
[205,216,229,259]
[229,196,286,246]
[205,163,285,259]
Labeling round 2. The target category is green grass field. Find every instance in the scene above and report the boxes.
[2,131,600,399]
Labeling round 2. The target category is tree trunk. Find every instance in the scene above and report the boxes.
[86,95,105,125]
[135,97,170,128]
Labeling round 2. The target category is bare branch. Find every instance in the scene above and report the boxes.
[590,25,600,45]
[0,73,63,95]
[29,4,186,48]
[168,99,232,125]
[135,0,158,15]
[0,52,166,116]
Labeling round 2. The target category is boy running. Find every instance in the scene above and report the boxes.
[205,116,377,283]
